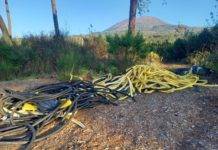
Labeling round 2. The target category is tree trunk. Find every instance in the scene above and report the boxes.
[51,0,60,37]
[128,0,138,34]
[4,0,12,38]
[0,15,12,45]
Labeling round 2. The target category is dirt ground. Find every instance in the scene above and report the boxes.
[0,78,217,150]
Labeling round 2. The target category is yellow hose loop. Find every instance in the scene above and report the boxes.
[95,63,218,99]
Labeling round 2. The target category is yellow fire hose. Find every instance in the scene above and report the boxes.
[94,63,218,98]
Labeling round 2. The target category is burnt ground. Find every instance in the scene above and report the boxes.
[0,78,217,150]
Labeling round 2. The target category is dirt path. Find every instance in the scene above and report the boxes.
[0,78,217,150]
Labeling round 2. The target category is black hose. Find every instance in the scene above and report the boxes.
[0,80,127,149]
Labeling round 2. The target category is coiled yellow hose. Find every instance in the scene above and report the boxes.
[94,63,218,98]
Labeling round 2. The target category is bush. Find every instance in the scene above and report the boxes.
[106,32,145,71]
[206,51,218,73]
[57,51,83,80]
[164,24,218,62]
[184,25,218,72]
[0,34,88,80]
[157,46,174,62]
[187,51,211,66]
[0,43,22,80]
[108,65,119,75]
[1,25,217,81]
[19,34,72,74]
[83,35,108,59]
[0,33,111,81]
[57,48,97,80]
[188,50,218,73]
[0,61,18,80]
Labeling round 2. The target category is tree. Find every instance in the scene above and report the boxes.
[51,0,60,37]
[128,0,138,34]
[4,0,12,38]
[0,15,12,45]
[128,0,165,34]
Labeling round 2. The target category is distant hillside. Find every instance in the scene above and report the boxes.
[104,16,202,35]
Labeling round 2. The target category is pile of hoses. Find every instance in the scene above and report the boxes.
[0,80,128,149]
[94,64,218,97]
[0,63,217,149]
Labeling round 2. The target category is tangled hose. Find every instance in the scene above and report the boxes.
[94,64,218,97]
[0,80,128,149]
[0,63,217,149]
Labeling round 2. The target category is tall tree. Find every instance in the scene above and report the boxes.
[4,0,12,38]
[51,0,60,36]
[128,0,138,34]
[128,0,164,34]
[0,15,12,45]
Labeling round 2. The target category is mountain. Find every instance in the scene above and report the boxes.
[104,16,202,35]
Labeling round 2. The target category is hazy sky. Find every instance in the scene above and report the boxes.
[0,0,216,37]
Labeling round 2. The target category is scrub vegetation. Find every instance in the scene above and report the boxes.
[0,24,217,81]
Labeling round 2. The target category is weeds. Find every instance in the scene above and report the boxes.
[0,25,217,81]
[188,50,218,73]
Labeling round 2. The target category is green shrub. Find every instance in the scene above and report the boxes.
[57,51,81,79]
[19,34,65,74]
[157,44,174,62]
[0,43,22,80]
[164,24,218,62]
[0,34,85,80]
[1,25,217,81]
[206,51,218,73]
[187,51,211,66]
[188,50,218,73]
[106,32,145,57]
[0,61,18,80]
[106,32,145,71]
[108,65,119,75]
[57,49,97,80]
[1,33,107,81]
[83,35,108,59]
